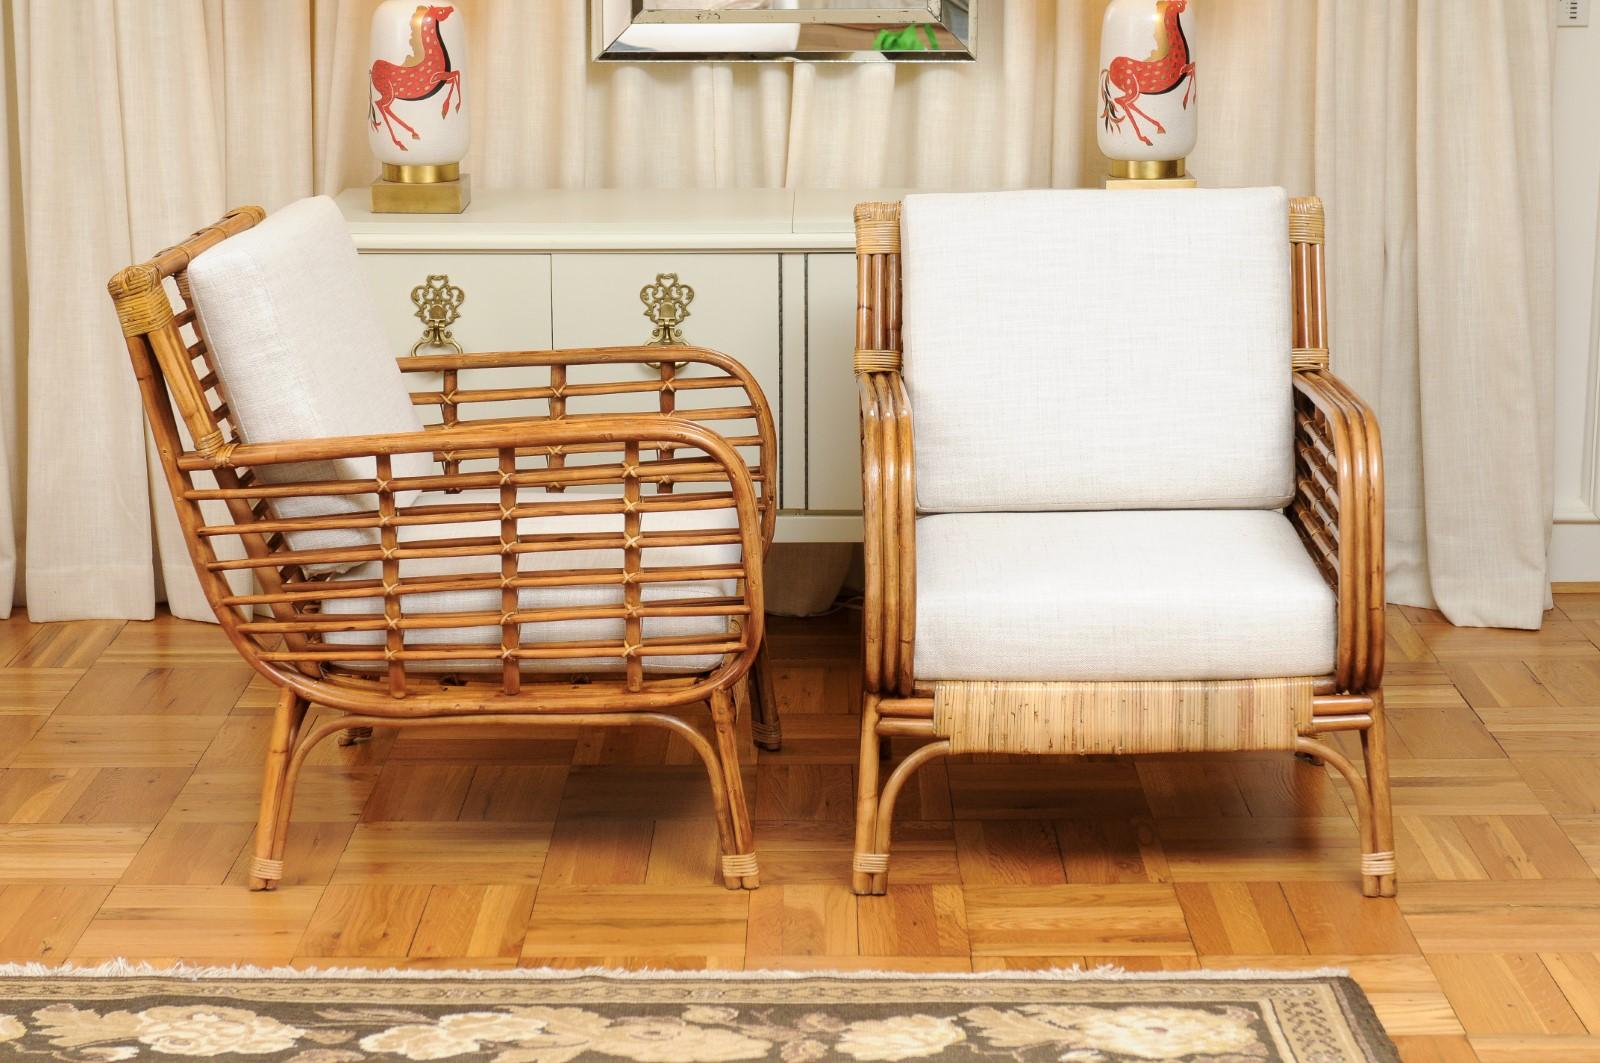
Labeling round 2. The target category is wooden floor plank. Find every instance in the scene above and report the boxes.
[962,884,1193,958]
[409,884,538,959]
[332,821,552,885]
[520,886,749,964]
[68,885,319,965]
[1427,953,1585,1035]
[1174,882,1308,955]
[0,884,110,962]
[1400,881,1600,952]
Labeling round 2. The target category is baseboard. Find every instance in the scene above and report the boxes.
[1552,522,1600,582]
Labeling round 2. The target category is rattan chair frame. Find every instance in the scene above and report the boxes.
[850,196,1394,899]
[109,206,781,892]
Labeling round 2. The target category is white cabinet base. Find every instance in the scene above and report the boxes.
[338,188,881,542]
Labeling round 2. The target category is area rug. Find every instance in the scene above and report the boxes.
[0,963,1398,1062]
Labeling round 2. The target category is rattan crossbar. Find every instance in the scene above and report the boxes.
[108,205,780,894]
[931,679,1316,755]
[848,195,1394,901]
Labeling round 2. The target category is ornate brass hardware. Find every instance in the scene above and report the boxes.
[410,274,465,356]
[642,273,694,339]
[641,272,693,369]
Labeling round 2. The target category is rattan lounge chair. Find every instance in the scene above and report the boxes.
[108,197,780,892]
[850,189,1392,898]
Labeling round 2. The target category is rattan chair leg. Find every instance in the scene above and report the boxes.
[872,739,950,882]
[338,726,374,747]
[709,688,759,889]
[852,694,886,895]
[749,641,782,752]
[248,690,308,891]
[1361,692,1397,897]
[1297,735,1391,897]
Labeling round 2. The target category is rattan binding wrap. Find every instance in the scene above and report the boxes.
[1292,347,1330,371]
[932,678,1316,755]
[721,853,760,878]
[249,857,285,881]
[1361,851,1397,876]
[108,264,177,337]
[1288,197,1325,244]
[855,349,902,375]
[854,202,901,254]
[853,852,890,874]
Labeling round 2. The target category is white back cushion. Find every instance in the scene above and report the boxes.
[901,187,1294,512]
[188,196,431,567]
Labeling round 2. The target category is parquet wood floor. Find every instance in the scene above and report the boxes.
[4,597,1600,1062]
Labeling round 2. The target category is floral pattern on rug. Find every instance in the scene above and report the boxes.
[0,974,1399,1062]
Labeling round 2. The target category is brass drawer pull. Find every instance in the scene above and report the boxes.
[641,272,693,368]
[410,274,465,356]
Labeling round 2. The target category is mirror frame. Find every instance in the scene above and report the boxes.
[591,1,976,63]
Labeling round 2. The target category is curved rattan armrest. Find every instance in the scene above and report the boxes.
[399,345,777,550]
[1291,369,1385,694]
[858,369,917,696]
[169,414,767,715]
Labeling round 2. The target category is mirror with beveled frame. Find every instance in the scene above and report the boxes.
[591,1,975,62]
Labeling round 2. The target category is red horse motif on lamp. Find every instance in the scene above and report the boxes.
[1099,0,1196,148]
[369,4,463,152]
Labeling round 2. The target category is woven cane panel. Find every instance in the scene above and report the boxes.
[932,678,1315,755]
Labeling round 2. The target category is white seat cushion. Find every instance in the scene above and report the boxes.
[321,488,741,674]
[901,187,1294,513]
[914,510,1335,681]
[187,196,431,568]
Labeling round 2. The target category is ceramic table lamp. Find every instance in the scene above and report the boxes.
[1097,0,1198,187]
[368,1,471,213]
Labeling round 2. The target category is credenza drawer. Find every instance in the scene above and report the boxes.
[361,252,554,355]
[551,253,785,496]
[550,253,781,407]
[359,253,554,427]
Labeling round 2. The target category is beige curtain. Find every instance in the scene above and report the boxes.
[0,0,1555,629]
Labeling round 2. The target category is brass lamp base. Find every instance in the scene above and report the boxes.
[371,164,471,214]
[1104,157,1196,190]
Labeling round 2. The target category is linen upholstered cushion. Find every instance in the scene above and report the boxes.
[913,510,1335,681]
[901,187,1294,513]
[187,195,430,567]
[321,488,740,674]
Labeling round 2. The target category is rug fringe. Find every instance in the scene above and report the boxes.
[0,959,1351,983]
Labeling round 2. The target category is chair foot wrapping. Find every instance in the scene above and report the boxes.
[248,857,284,889]
[721,852,760,890]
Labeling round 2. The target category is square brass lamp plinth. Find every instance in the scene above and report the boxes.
[371,163,472,214]
[1104,158,1197,190]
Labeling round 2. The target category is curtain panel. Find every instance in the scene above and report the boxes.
[0,0,1556,629]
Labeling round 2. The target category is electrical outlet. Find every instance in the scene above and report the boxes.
[1557,0,1590,27]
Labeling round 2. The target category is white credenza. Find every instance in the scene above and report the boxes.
[336,188,883,542]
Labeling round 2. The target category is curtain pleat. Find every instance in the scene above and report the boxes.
[0,0,1559,629]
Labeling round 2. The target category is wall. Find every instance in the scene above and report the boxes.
[1551,20,1600,581]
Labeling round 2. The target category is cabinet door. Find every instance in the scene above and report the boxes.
[805,253,862,512]
[358,252,554,425]
[550,253,784,495]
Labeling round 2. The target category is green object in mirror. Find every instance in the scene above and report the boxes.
[873,24,940,51]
